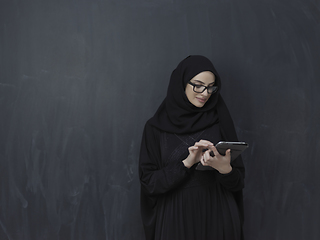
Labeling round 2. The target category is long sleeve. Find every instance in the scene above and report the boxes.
[217,161,245,192]
[139,123,190,196]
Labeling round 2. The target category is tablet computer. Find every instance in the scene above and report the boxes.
[196,141,249,171]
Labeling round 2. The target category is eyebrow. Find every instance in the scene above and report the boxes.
[192,80,215,85]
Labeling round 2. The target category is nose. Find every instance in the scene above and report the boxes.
[201,89,209,97]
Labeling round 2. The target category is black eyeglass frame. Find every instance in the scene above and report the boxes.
[187,81,218,94]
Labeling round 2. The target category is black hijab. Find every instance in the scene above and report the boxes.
[148,55,221,134]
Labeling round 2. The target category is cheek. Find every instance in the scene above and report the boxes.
[185,84,195,95]
[185,87,194,101]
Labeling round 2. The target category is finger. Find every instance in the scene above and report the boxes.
[188,146,199,153]
[198,139,214,145]
[195,139,213,144]
[188,146,198,151]
[199,141,214,149]
[204,150,212,160]
[200,156,207,166]
[194,142,213,148]
[208,145,220,156]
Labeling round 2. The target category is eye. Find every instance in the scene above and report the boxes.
[194,84,205,90]
[208,86,218,94]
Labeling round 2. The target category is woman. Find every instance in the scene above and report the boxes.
[139,55,245,240]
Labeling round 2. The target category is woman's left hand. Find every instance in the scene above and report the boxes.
[200,145,232,174]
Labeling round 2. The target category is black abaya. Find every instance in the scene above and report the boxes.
[139,122,245,240]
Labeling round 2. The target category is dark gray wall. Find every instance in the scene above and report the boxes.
[1,0,319,239]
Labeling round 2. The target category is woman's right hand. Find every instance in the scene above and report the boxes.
[182,140,214,168]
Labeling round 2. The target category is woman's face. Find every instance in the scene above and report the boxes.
[185,71,216,108]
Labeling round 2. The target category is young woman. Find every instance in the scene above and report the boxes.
[139,55,245,240]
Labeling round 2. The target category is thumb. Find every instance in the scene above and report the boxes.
[226,149,232,159]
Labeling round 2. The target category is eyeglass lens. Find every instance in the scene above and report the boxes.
[193,85,218,94]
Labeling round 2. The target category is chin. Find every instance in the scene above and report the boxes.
[194,102,205,108]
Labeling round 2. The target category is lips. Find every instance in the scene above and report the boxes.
[196,97,207,103]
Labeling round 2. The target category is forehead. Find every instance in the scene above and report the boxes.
[191,71,215,84]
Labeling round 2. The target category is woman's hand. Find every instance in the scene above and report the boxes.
[182,140,214,168]
[200,145,232,174]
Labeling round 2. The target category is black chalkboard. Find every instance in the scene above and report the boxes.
[1,0,319,239]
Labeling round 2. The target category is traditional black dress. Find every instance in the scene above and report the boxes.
[139,56,245,240]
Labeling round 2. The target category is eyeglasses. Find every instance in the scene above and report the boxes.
[188,81,218,94]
